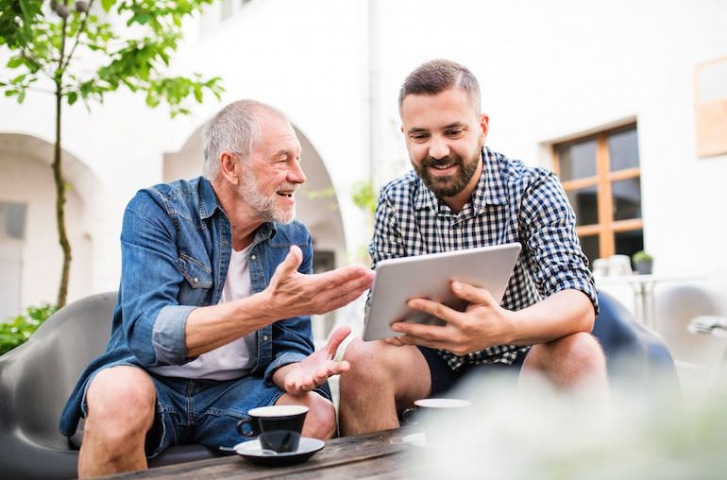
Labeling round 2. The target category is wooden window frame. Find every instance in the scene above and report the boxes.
[552,124,642,260]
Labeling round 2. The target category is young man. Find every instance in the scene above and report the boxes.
[339,59,608,435]
[59,100,374,477]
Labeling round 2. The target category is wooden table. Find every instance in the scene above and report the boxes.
[101,428,420,480]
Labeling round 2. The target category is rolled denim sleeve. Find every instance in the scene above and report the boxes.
[152,305,197,364]
[119,191,199,366]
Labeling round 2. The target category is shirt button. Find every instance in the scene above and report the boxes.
[262,335,269,341]
[193,277,199,284]
[251,255,256,260]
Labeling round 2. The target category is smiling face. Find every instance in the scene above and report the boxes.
[401,87,488,211]
[239,109,305,224]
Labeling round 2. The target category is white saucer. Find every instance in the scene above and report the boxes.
[402,431,427,447]
[233,437,325,466]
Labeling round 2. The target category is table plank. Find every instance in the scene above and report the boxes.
[101,428,415,480]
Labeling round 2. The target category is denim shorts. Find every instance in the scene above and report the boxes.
[81,364,331,458]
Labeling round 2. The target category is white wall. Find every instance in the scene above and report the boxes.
[1,0,726,322]
[373,0,727,278]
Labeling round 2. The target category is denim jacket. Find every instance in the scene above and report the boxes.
[59,177,315,436]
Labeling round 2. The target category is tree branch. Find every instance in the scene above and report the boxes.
[61,0,97,72]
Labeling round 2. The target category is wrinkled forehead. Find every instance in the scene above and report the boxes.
[254,109,301,156]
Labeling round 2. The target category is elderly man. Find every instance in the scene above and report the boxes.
[59,100,373,477]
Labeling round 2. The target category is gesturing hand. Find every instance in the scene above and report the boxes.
[276,326,352,395]
[263,246,374,320]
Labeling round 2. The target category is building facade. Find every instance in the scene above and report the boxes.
[1,1,726,358]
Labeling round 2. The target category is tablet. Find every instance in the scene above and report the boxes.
[362,243,521,341]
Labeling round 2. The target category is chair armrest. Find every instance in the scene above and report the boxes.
[688,316,727,339]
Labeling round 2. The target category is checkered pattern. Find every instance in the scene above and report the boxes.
[369,148,597,370]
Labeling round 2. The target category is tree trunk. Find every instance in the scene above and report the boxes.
[53,80,72,308]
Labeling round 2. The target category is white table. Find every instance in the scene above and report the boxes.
[596,274,697,328]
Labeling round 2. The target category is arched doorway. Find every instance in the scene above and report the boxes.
[0,133,102,315]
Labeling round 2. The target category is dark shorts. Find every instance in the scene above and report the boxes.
[418,346,528,397]
[81,365,330,458]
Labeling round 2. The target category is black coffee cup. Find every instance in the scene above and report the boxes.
[236,405,308,453]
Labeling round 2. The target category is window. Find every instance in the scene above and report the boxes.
[0,202,27,240]
[0,202,27,319]
[553,124,643,267]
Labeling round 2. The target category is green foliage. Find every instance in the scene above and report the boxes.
[0,304,57,356]
[0,0,224,115]
[351,180,377,214]
[0,0,225,307]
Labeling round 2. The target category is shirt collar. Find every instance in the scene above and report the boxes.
[199,176,221,220]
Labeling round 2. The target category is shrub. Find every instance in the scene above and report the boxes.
[0,304,57,356]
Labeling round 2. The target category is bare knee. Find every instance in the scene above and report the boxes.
[84,366,156,445]
[340,339,430,407]
[523,333,607,390]
[339,339,387,391]
[277,393,336,439]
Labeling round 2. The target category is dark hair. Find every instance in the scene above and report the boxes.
[398,59,481,115]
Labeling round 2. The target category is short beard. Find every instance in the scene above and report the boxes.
[414,151,480,198]
[239,169,296,224]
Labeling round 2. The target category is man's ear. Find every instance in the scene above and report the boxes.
[479,114,490,140]
[219,152,240,185]
[480,114,489,133]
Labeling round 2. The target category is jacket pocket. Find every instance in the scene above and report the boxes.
[178,254,213,305]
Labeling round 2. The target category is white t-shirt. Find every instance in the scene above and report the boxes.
[151,245,257,380]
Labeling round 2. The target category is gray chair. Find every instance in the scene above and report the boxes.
[594,291,681,401]
[0,291,220,480]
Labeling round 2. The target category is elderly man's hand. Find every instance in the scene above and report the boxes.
[263,245,374,319]
[274,326,352,395]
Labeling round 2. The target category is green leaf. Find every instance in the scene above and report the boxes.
[6,56,24,69]
[100,0,116,12]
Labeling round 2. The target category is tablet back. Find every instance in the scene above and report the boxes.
[362,243,521,341]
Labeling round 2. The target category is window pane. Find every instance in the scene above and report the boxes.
[608,128,639,171]
[557,139,597,181]
[567,186,598,226]
[579,234,600,267]
[612,178,642,220]
[615,229,644,267]
[0,202,27,240]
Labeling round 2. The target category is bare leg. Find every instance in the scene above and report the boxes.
[520,332,609,396]
[338,339,431,435]
[276,391,338,439]
[78,366,156,478]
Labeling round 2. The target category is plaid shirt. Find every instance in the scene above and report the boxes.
[369,147,597,370]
